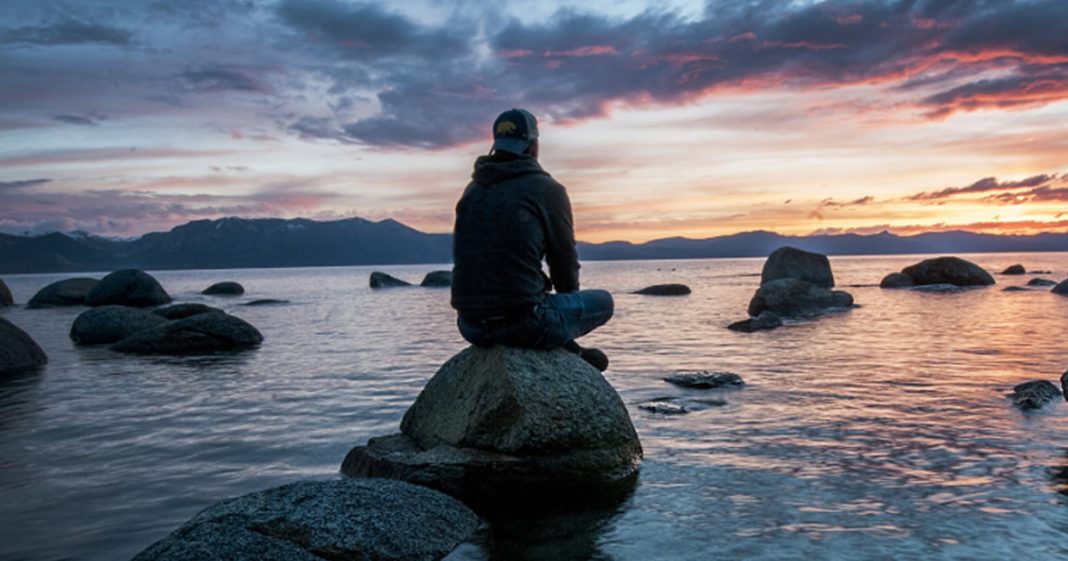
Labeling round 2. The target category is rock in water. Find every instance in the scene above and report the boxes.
[1009,380,1061,410]
[70,305,167,345]
[761,246,835,287]
[633,284,691,296]
[201,281,244,296]
[370,271,411,289]
[899,257,995,287]
[1001,264,1026,275]
[1061,370,1068,402]
[242,299,289,306]
[420,270,453,287]
[1053,279,1068,296]
[86,269,171,307]
[664,371,744,389]
[638,400,688,415]
[879,272,914,289]
[27,278,99,308]
[0,317,47,375]
[342,346,642,513]
[112,312,263,355]
[153,303,223,320]
[727,311,782,332]
[0,278,12,306]
[1027,278,1057,287]
[132,479,481,561]
[747,278,853,318]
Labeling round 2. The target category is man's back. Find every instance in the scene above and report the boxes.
[451,152,579,320]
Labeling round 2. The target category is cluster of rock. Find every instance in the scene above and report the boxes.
[638,371,746,415]
[70,304,262,355]
[880,257,995,289]
[370,271,452,289]
[342,345,643,514]
[729,247,853,332]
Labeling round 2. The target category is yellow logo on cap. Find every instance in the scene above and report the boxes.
[496,121,517,135]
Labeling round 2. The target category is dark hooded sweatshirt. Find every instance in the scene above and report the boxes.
[451,153,580,320]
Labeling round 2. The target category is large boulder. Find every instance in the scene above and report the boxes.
[70,305,168,345]
[898,257,995,287]
[1053,279,1068,296]
[0,317,47,375]
[761,246,835,288]
[420,271,452,288]
[747,278,853,318]
[0,278,12,306]
[26,277,99,308]
[86,269,171,307]
[343,346,643,512]
[633,283,691,296]
[201,281,244,296]
[111,312,262,355]
[153,303,224,320]
[132,479,481,561]
[370,272,411,289]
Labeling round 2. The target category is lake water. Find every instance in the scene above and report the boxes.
[2,253,1068,561]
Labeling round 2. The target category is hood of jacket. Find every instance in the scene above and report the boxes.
[471,153,549,186]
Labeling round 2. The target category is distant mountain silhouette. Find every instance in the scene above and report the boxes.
[1,217,1066,274]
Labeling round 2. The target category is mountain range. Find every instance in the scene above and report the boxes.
[1,216,1066,274]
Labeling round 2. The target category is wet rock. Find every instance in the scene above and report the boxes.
[1061,370,1068,402]
[727,311,783,332]
[879,272,914,289]
[747,278,853,318]
[663,371,745,389]
[1027,278,1057,287]
[112,312,262,355]
[26,277,99,308]
[420,270,452,287]
[153,303,223,320]
[342,346,642,513]
[906,283,963,293]
[1003,286,1029,292]
[86,269,171,307]
[243,299,289,306]
[132,479,480,561]
[1001,264,1026,275]
[70,305,167,345]
[0,278,12,306]
[201,281,244,296]
[898,257,995,287]
[633,283,691,296]
[761,246,835,287]
[1053,279,1068,296]
[638,400,687,415]
[1009,380,1061,410]
[0,317,47,375]
[370,271,411,289]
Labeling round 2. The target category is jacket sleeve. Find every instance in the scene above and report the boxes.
[542,182,580,293]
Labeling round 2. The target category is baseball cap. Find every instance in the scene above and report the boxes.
[491,108,539,154]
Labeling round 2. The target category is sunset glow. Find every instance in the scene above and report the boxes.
[1,0,1066,242]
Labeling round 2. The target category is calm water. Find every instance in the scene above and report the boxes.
[2,254,1068,561]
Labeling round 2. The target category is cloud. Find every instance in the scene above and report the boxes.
[0,178,50,190]
[179,65,272,94]
[53,114,98,126]
[809,218,1068,237]
[909,174,1057,201]
[0,19,133,46]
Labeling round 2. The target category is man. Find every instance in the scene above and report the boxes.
[451,108,613,371]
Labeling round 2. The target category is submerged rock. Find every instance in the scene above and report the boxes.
[638,400,688,415]
[898,257,995,287]
[747,278,853,318]
[1053,279,1068,296]
[1003,286,1029,292]
[761,246,835,287]
[879,272,914,289]
[727,311,783,332]
[0,317,47,375]
[86,269,171,307]
[27,277,99,308]
[1027,278,1057,287]
[420,270,452,288]
[663,371,744,389]
[633,283,691,296]
[905,283,963,293]
[343,346,642,513]
[1009,380,1061,410]
[370,271,411,289]
[111,312,262,355]
[1001,264,1026,275]
[131,479,481,561]
[201,281,244,296]
[0,278,12,306]
[153,303,223,320]
[70,305,167,345]
[243,299,289,306]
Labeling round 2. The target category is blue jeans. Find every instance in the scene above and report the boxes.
[458,289,614,350]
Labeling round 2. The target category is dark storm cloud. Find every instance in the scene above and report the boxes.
[909,174,1056,200]
[0,20,132,46]
[0,178,51,191]
[53,114,98,126]
[179,66,272,94]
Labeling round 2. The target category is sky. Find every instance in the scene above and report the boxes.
[1,0,1066,243]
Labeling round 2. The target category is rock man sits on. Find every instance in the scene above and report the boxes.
[451,108,613,370]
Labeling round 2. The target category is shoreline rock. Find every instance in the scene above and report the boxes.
[420,270,452,288]
[1009,380,1061,410]
[1001,264,1026,275]
[0,317,47,375]
[202,281,245,296]
[728,311,783,332]
[370,272,411,289]
[663,371,744,389]
[27,277,99,308]
[761,246,835,288]
[0,277,12,306]
[883,257,995,288]
[70,305,167,346]
[633,284,691,296]
[111,312,263,355]
[1053,279,1068,296]
[153,303,223,320]
[747,278,853,318]
[87,269,171,308]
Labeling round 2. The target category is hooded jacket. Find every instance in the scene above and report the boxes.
[451,153,579,319]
